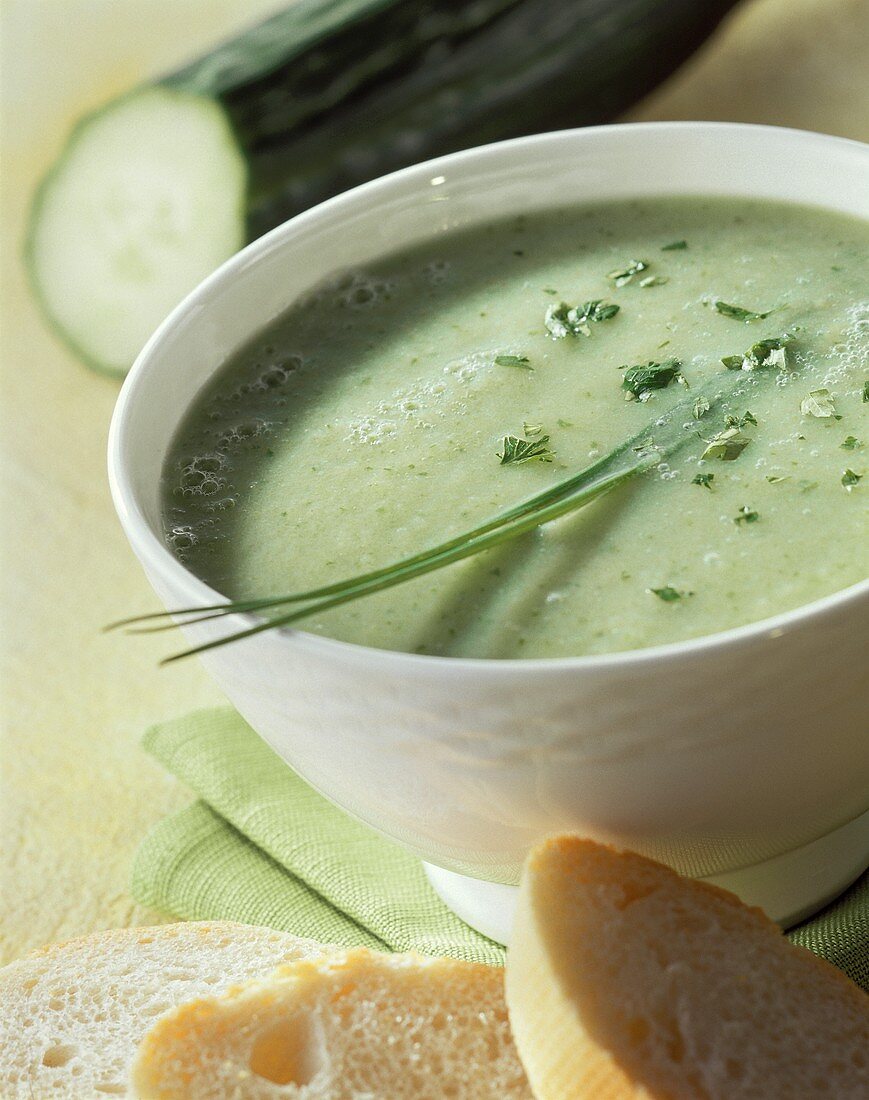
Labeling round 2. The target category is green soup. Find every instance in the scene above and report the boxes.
[162,197,868,659]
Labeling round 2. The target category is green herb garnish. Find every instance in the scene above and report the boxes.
[701,427,752,461]
[639,275,668,287]
[800,389,839,419]
[722,331,795,372]
[661,240,687,251]
[766,475,790,484]
[713,300,774,323]
[692,473,715,489]
[751,335,793,366]
[649,586,692,602]
[589,301,620,322]
[726,410,757,429]
[693,395,711,419]
[544,299,619,339]
[734,505,759,525]
[499,433,554,465]
[621,358,684,401]
[606,260,648,287]
[494,354,532,369]
[842,468,863,489]
[842,436,863,450]
[543,303,572,339]
[863,381,869,402]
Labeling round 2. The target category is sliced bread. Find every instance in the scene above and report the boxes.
[506,836,869,1100]
[130,947,533,1099]
[0,920,330,1098]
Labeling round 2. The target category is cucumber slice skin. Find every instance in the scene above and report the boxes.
[25,100,136,381]
[28,0,739,378]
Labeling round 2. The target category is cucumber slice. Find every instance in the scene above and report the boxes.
[27,88,246,378]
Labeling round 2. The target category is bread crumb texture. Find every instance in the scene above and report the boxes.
[0,921,329,1098]
[130,948,532,1099]
[506,837,869,1100]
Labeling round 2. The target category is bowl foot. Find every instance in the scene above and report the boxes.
[423,810,869,944]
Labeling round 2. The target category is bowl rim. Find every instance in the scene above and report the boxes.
[108,119,869,675]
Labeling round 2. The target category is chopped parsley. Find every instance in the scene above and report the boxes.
[713,300,774,323]
[766,475,790,484]
[544,303,572,339]
[692,473,715,489]
[606,260,648,287]
[639,275,669,287]
[722,331,795,372]
[693,395,711,419]
[726,410,758,429]
[841,468,863,489]
[544,299,619,339]
[863,381,869,402]
[749,337,790,370]
[734,505,759,525]
[621,358,684,401]
[498,433,554,465]
[588,300,620,322]
[841,436,863,450]
[649,586,692,602]
[800,389,839,419]
[701,427,752,461]
[523,421,544,437]
[494,354,532,369]
[661,240,688,251]
[577,300,620,327]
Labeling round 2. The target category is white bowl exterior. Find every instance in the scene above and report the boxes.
[110,124,869,884]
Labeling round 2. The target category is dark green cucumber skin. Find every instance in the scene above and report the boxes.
[163,0,739,241]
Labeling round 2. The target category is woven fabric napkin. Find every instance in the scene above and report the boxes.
[132,707,868,989]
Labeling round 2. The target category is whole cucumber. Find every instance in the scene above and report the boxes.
[28,0,738,376]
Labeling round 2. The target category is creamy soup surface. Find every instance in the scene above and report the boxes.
[162,197,868,659]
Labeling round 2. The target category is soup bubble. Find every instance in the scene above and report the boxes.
[167,525,198,552]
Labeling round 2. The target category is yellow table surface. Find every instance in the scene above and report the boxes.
[1,0,867,966]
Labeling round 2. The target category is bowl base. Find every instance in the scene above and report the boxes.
[423,810,869,945]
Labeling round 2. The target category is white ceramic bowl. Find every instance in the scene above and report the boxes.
[109,123,869,940]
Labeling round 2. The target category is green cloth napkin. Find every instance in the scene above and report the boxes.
[132,707,868,989]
